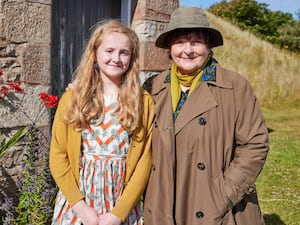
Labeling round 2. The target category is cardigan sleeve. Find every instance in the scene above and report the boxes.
[49,90,84,207]
[111,90,155,221]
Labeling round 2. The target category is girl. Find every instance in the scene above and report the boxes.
[50,20,154,225]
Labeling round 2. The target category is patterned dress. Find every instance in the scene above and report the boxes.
[52,94,144,225]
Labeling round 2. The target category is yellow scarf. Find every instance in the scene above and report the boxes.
[170,63,203,112]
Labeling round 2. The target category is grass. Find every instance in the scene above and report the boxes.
[257,105,300,225]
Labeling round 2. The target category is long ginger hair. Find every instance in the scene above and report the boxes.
[64,20,142,131]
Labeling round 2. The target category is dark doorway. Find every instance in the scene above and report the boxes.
[51,0,123,98]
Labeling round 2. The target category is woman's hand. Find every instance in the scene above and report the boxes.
[72,200,100,225]
[98,212,122,225]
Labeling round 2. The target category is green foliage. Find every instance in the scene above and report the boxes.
[1,197,16,224]
[14,125,57,225]
[209,0,300,53]
[0,125,57,225]
[274,20,300,52]
[0,127,27,157]
[0,85,59,224]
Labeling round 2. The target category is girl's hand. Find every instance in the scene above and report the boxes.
[72,200,100,225]
[66,79,78,91]
[98,212,122,225]
[66,82,76,91]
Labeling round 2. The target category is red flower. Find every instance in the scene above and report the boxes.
[39,92,48,101]
[8,81,24,92]
[39,92,58,108]
[1,86,9,96]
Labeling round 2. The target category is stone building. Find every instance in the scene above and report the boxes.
[0,0,177,202]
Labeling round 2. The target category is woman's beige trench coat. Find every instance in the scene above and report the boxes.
[143,63,269,225]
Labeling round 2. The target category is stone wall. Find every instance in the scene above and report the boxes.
[0,0,52,127]
[132,0,178,84]
[0,0,52,200]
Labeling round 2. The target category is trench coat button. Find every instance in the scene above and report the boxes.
[197,162,205,170]
[199,117,206,125]
[196,211,204,218]
[152,165,156,171]
[154,121,158,128]
[247,186,255,193]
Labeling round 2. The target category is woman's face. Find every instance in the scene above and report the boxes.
[170,32,210,74]
[96,32,132,85]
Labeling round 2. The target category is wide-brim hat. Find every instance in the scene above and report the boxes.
[155,7,223,49]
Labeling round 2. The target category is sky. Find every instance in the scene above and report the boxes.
[180,0,300,18]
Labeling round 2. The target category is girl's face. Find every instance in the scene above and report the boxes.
[96,32,132,84]
[170,32,210,74]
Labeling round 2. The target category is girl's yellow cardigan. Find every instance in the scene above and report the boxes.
[50,89,154,222]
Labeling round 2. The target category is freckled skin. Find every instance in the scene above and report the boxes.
[96,32,132,87]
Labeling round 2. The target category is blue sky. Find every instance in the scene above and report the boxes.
[180,0,300,18]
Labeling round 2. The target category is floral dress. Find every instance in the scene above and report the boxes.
[52,94,144,225]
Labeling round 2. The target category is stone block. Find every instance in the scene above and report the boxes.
[23,45,50,84]
[132,20,158,41]
[3,1,51,44]
[139,41,171,71]
[0,13,4,39]
[132,20,168,42]
[0,85,51,128]
[133,0,178,22]
[25,0,51,5]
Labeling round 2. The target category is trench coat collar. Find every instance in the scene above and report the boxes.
[151,62,233,135]
[151,59,233,94]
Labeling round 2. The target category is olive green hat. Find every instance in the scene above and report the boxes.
[155,7,223,49]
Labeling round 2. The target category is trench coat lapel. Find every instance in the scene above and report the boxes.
[175,82,218,134]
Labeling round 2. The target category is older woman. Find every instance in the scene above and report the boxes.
[143,7,269,225]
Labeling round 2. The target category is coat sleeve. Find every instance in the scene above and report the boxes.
[49,91,84,207]
[223,75,269,206]
[111,91,155,221]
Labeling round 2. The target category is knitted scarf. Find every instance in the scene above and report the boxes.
[170,64,202,112]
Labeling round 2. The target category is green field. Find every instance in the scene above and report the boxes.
[257,105,300,225]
